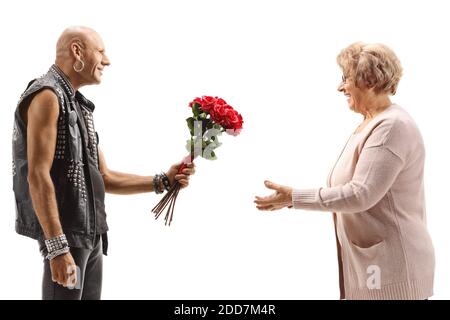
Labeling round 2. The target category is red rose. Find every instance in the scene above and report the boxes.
[215,98,227,106]
[199,96,217,112]
[210,98,228,118]
[225,110,243,135]
[189,95,243,136]
[189,97,203,108]
[211,104,243,135]
[210,104,231,125]
[224,109,238,126]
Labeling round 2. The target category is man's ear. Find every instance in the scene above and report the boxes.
[70,40,84,61]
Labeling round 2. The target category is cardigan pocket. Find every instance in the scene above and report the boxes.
[351,240,384,257]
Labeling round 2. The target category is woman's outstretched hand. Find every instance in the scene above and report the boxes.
[254,180,293,211]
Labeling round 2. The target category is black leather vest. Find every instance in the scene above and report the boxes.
[13,65,108,253]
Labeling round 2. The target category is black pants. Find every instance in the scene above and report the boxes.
[42,236,103,300]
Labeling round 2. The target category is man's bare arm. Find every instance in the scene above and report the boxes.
[98,148,156,194]
[27,89,63,239]
[98,148,194,195]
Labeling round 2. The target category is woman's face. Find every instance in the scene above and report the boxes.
[338,75,370,114]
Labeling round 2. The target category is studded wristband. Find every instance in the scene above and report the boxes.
[161,172,171,191]
[153,174,164,194]
[44,234,70,260]
[46,247,70,260]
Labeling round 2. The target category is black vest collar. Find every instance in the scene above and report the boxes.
[75,91,95,112]
[50,64,76,99]
[50,64,95,112]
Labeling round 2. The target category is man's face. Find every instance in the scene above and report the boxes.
[80,32,110,85]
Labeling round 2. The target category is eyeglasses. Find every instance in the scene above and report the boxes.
[341,75,353,84]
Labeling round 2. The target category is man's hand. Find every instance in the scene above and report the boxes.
[254,180,293,211]
[166,162,196,188]
[50,252,77,288]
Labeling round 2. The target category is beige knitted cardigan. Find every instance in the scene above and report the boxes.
[292,104,435,300]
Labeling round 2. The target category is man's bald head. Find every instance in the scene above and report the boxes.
[56,26,100,60]
[54,26,110,88]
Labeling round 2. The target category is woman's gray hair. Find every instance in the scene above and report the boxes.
[337,42,403,95]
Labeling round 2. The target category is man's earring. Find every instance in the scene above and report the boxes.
[73,60,85,72]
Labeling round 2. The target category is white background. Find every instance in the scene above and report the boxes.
[0,0,449,300]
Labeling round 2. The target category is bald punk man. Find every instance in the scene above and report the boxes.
[12,26,195,300]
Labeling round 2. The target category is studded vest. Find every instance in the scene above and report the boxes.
[13,65,108,253]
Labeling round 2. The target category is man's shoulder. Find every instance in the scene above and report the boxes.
[19,71,65,105]
[30,89,59,108]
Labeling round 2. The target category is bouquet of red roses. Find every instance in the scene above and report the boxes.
[152,96,243,225]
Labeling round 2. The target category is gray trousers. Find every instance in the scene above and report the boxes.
[42,235,103,300]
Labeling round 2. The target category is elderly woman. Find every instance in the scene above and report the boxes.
[255,42,435,300]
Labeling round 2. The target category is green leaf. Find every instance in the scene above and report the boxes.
[192,103,201,117]
[186,117,195,136]
[204,119,213,130]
